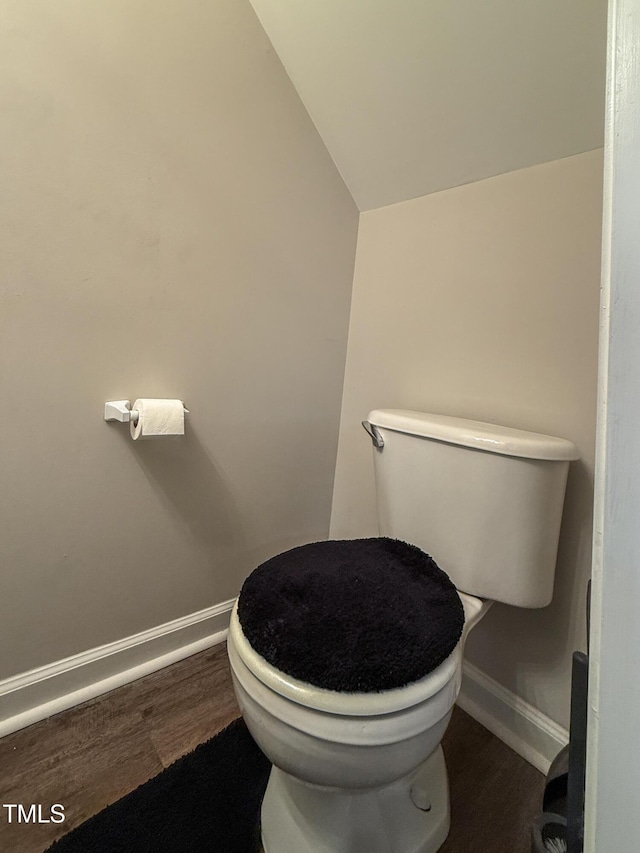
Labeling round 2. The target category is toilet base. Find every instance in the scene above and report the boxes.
[261,744,450,853]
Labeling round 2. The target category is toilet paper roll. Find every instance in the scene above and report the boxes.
[130,399,185,440]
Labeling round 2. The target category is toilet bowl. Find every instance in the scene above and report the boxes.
[227,410,578,852]
[227,592,491,853]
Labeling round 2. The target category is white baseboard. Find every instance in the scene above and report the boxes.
[0,598,235,739]
[457,659,569,775]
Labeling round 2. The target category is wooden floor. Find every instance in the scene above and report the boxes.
[0,644,544,853]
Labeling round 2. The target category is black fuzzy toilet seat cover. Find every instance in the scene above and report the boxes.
[237,537,465,693]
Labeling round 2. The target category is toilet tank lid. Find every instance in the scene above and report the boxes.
[367,410,579,461]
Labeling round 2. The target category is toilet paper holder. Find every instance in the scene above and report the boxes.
[104,400,189,425]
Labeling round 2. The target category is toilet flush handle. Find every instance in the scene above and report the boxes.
[362,420,384,449]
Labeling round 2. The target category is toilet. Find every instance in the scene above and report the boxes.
[227,409,578,853]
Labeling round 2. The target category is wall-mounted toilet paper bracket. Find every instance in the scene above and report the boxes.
[104,400,134,423]
[104,400,189,424]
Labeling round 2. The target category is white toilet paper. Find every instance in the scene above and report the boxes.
[130,399,185,440]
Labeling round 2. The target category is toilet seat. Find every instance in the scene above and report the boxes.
[229,592,487,719]
[228,603,460,749]
[236,537,466,694]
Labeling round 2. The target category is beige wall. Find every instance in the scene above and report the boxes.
[0,0,358,680]
[331,150,602,728]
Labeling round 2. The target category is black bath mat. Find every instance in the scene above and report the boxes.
[46,719,270,853]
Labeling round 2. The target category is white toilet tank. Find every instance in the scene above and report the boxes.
[366,410,579,608]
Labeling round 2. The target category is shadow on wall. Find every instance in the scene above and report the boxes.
[114,425,250,575]
[555,460,595,643]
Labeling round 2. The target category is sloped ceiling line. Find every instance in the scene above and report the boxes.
[250,0,606,210]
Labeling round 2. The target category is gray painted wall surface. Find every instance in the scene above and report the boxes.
[0,0,358,680]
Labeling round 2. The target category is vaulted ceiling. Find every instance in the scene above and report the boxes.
[250,0,607,210]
